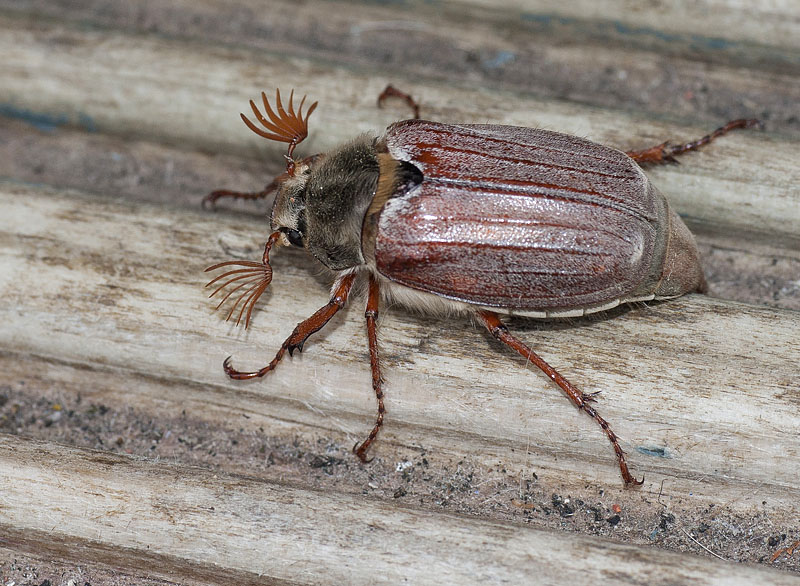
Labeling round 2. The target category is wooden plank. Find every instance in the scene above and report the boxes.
[1,183,798,510]
[458,0,800,50]
[3,0,798,136]
[1,2,798,577]
[9,0,799,51]
[0,15,797,249]
[0,115,797,312]
[2,434,798,586]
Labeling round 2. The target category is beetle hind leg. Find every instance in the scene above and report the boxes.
[625,118,761,165]
[477,311,643,486]
[353,274,386,462]
[223,273,357,379]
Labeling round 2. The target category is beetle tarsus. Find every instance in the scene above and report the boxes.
[220,273,357,380]
[626,118,761,166]
[353,441,374,463]
[288,339,305,355]
[477,310,642,486]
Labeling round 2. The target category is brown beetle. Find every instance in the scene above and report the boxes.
[205,88,759,485]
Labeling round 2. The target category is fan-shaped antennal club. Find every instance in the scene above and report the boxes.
[240,89,318,174]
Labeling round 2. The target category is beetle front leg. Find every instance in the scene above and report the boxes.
[203,154,324,209]
[223,272,357,379]
[626,118,761,165]
[202,182,279,211]
[353,274,386,462]
[477,311,643,486]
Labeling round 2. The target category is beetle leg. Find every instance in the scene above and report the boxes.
[354,274,386,462]
[477,311,643,486]
[223,272,357,379]
[377,85,421,119]
[626,118,762,165]
[202,183,279,210]
[202,154,324,209]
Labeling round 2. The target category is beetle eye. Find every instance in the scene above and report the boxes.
[285,228,304,247]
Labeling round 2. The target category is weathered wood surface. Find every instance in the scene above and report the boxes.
[1,183,798,501]
[2,434,798,586]
[3,0,799,138]
[1,0,799,582]
[0,12,798,248]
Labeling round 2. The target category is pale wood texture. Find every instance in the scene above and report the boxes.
[2,434,798,586]
[0,12,796,247]
[1,184,799,582]
[0,0,799,583]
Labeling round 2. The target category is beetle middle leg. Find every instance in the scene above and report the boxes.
[223,272,357,379]
[477,311,643,486]
[626,118,761,165]
[353,274,386,462]
[378,85,421,119]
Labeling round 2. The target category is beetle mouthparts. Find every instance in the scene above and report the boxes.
[204,231,282,329]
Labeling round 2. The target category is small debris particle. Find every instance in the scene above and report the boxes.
[551,494,574,517]
[309,455,342,471]
[771,540,800,563]
[396,460,413,472]
[607,514,621,526]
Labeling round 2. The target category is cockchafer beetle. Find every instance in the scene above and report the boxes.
[205,87,759,485]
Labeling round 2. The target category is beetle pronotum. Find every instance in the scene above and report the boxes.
[205,87,759,485]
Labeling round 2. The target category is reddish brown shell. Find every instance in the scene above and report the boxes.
[374,120,699,311]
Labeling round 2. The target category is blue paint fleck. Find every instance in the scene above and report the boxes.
[520,12,746,53]
[78,112,97,133]
[612,20,680,44]
[521,13,556,25]
[0,103,98,133]
[0,104,68,132]
[691,34,734,50]
[483,50,516,69]
[636,445,672,458]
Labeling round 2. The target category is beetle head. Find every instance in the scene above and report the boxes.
[269,157,315,250]
[241,88,320,251]
[204,89,317,327]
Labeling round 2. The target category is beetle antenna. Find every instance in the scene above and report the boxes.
[240,89,318,175]
[204,231,282,328]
